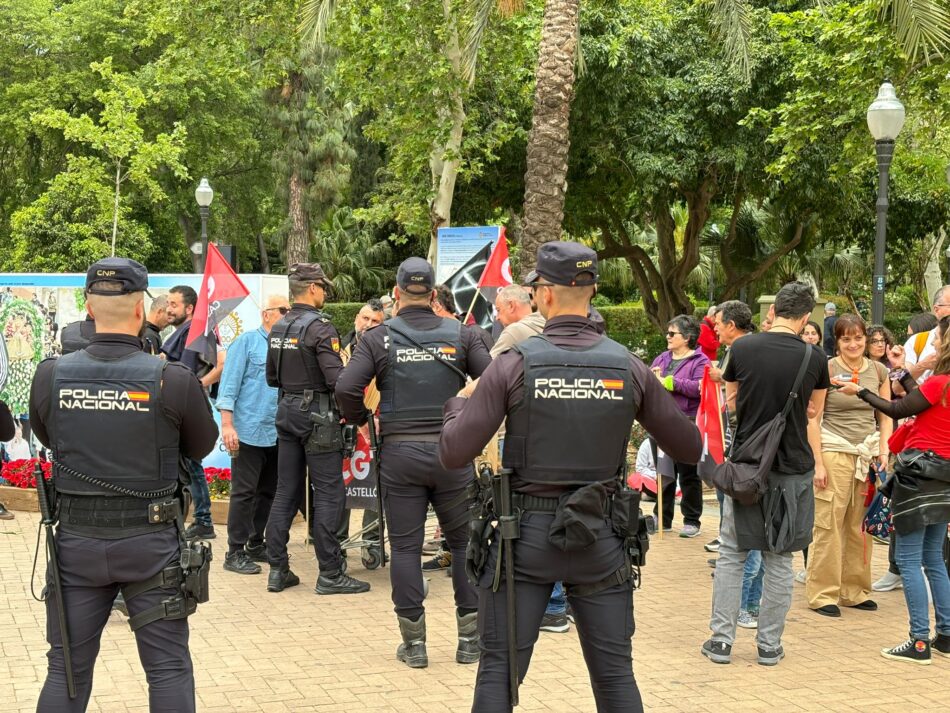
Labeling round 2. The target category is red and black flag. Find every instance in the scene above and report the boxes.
[444,242,494,328]
[696,366,727,484]
[186,243,249,368]
[475,228,512,307]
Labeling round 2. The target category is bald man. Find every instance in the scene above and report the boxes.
[216,294,291,574]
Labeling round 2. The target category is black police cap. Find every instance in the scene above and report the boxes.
[85,257,149,295]
[523,241,598,287]
[396,257,435,295]
[288,262,334,288]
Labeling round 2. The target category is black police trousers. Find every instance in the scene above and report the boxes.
[227,442,278,555]
[380,439,476,620]
[472,512,642,713]
[266,396,344,573]
[37,527,194,713]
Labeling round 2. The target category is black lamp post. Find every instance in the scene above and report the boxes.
[866,81,905,326]
[194,177,214,272]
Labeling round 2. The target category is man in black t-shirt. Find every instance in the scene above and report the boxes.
[703,282,829,668]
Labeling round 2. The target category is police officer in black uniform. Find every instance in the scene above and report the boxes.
[264,262,370,595]
[336,257,492,668]
[59,316,96,354]
[28,257,218,712]
[440,242,702,712]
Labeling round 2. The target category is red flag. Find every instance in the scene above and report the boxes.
[186,243,249,367]
[476,228,512,290]
[696,366,726,484]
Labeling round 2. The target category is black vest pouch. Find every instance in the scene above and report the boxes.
[548,483,608,552]
[610,488,642,540]
[306,393,343,454]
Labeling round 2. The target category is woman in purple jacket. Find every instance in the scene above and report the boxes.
[650,315,710,537]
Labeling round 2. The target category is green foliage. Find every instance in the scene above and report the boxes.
[311,207,394,301]
[322,301,365,337]
[598,305,668,359]
[6,158,153,270]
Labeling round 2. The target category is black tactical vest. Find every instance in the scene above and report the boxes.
[60,319,96,355]
[50,350,181,496]
[379,316,464,432]
[502,335,635,485]
[268,309,326,393]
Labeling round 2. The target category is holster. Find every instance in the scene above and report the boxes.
[465,464,496,585]
[306,393,343,454]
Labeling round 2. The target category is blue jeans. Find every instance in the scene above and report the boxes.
[895,523,950,639]
[186,457,212,527]
[545,581,566,616]
[740,550,764,613]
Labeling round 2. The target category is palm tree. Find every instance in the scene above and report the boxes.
[311,207,394,300]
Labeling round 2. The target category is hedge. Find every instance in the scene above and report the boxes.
[324,302,666,361]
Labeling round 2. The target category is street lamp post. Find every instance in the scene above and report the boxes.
[866,82,905,325]
[194,177,214,272]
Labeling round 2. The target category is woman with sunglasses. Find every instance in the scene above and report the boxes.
[834,316,950,664]
[649,315,710,537]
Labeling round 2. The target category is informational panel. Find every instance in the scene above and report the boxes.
[434,226,503,284]
[0,272,288,468]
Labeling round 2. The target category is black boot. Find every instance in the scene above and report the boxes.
[315,570,370,595]
[267,566,300,592]
[456,611,480,664]
[396,614,428,668]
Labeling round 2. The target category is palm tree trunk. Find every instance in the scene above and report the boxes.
[519,0,580,277]
[286,169,310,265]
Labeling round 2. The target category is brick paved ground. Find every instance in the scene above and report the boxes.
[2,503,948,712]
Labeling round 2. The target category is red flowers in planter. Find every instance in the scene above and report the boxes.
[1,459,52,489]
[204,467,232,499]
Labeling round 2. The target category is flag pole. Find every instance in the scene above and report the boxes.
[462,289,484,325]
[657,463,663,541]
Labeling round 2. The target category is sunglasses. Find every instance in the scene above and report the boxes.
[265,307,290,315]
[666,331,682,338]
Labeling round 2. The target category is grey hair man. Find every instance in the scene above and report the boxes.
[489,285,546,358]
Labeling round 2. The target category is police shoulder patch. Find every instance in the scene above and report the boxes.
[331,337,340,352]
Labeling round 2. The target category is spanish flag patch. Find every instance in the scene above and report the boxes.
[331,337,340,352]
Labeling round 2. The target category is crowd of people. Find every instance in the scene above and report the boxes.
[9,246,950,712]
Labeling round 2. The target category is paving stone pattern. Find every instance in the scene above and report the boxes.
[2,508,947,712]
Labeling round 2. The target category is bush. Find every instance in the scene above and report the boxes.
[322,302,364,338]
[597,305,666,361]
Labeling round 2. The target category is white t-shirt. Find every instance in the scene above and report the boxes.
[903,327,937,383]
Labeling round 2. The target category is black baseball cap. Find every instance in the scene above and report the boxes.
[523,241,598,287]
[85,257,149,295]
[396,257,435,295]
[288,262,334,288]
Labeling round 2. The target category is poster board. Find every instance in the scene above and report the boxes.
[434,226,503,284]
[0,272,288,468]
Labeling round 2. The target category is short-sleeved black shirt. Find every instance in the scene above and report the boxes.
[723,332,830,475]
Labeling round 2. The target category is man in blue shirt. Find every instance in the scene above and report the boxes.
[217,294,291,574]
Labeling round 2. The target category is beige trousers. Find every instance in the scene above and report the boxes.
[806,450,873,608]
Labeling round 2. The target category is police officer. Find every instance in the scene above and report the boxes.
[439,242,702,712]
[336,257,492,668]
[264,263,370,595]
[28,257,218,712]
[59,315,96,354]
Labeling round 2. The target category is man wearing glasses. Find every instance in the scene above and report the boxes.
[903,285,950,383]
[264,263,371,596]
[216,294,291,575]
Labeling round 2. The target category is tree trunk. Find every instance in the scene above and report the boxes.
[177,211,200,272]
[519,0,580,278]
[427,0,467,264]
[257,231,270,274]
[286,168,310,265]
[922,229,945,308]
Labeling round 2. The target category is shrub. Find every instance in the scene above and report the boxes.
[598,305,667,361]
[322,302,363,338]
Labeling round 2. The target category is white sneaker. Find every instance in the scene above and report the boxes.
[679,524,702,538]
[795,570,806,584]
[872,571,903,592]
[737,610,759,629]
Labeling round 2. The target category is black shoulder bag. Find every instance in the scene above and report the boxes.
[709,343,812,506]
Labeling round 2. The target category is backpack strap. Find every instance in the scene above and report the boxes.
[780,344,813,418]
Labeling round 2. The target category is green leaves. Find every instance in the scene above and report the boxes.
[876,0,950,63]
